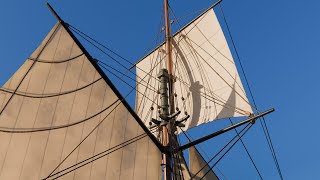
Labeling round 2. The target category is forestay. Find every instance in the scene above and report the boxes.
[0,22,161,180]
[136,9,253,131]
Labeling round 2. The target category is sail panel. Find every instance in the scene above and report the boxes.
[189,146,219,180]
[0,22,161,180]
[136,9,253,131]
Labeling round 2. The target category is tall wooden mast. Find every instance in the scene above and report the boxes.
[162,0,174,179]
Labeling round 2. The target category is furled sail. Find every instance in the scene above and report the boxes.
[136,9,253,131]
[189,146,219,180]
[0,22,162,180]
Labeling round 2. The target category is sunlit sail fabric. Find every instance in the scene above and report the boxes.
[136,9,253,131]
[0,22,161,180]
[189,146,219,180]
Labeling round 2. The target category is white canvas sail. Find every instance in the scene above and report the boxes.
[189,146,219,180]
[0,22,161,180]
[136,9,253,131]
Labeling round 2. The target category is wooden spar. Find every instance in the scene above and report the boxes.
[128,0,223,70]
[46,3,165,153]
[176,108,275,152]
[162,0,174,179]
[46,3,63,22]
[164,0,175,115]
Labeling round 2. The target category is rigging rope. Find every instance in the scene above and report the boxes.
[45,128,158,179]
[0,99,119,133]
[229,118,263,179]
[136,48,162,117]
[172,45,250,116]
[69,22,252,119]
[170,7,264,179]
[69,25,165,84]
[167,4,255,115]
[69,25,172,107]
[45,80,157,179]
[98,62,160,105]
[0,78,103,99]
[199,123,253,180]
[45,38,166,177]
[174,6,208,23]
[173,151,185,180]
[98,61,158,93]
[70,23,172,124]
[169,5,235,179]
[138,7,166,67]
[71,23,169,121]
[180,23,254,110]
[178,129,227,180]
[71,20,229,113]
[46,94,134,178]
[169,10,252,119]
[0,47,164,134]
[182,122,249,179]
[0,24,61,117]
[218,4,283,179]
[69,25,132,67]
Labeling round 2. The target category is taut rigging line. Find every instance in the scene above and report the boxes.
[199,123,254,180]
[218,4,283,179]
[45,128,158,179]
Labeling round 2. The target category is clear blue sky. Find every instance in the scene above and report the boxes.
[0,0,318,179]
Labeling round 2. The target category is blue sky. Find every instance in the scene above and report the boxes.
[0,0,319,179]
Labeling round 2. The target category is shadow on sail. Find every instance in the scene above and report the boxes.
[216,79,237,120]
[0,16,162,180]
[172,39,203,128]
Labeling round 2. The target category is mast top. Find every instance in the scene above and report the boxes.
[46,3,63,22]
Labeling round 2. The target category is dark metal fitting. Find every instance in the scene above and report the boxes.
[167,111,181,119]
[160,121,168,127]
[93,58,99,63]
[250,118,256,124]
[157,69,169,78]
[176,115,190,123]
[151,118,161,125]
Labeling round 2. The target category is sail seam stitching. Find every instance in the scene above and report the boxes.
[28,53,84,63]
[0,77,103,98]
[19,23,63,179]
[0,22,61,178]
[38,39,76,179]
[55,54,87,175]
[46,129,158,179]
[72,69,97,180]
[88,77,108,180]
[0,23,61,116]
